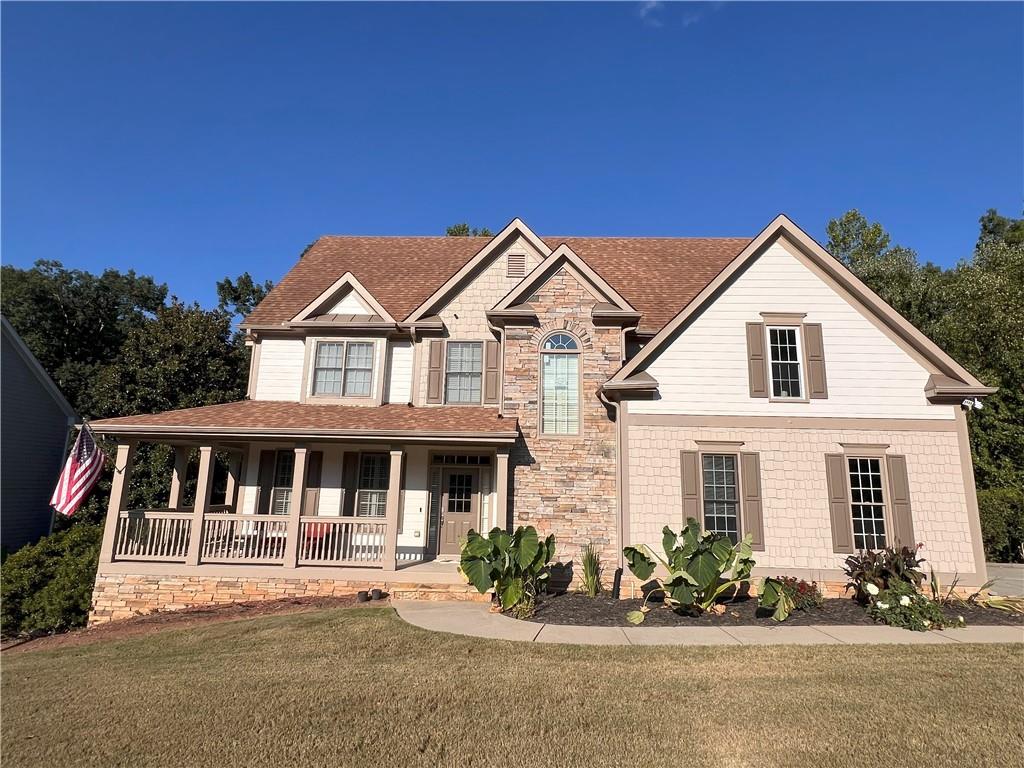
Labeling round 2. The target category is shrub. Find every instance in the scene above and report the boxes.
[579,543,602,597]
[978,487,1024,563]
[866,580,959,632]
[459,526,555,617]
[622,519,755,623]
[843,545,925,602]
[758,577,823,622]
[1,523,102,636]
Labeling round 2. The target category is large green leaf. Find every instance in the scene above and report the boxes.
[687,550,723,594]
[462,530,493,558]
[517,527,540,569]
[679,519,701,556]
[461,557,494,594]
[663,575,695,607]
[499,577,524,610]
[710,536,735,566]
[625,610,647,625]
[623,546,655,580]
[661,527,678,558]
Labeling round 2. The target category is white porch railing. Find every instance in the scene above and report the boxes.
[114,510,193,562]
[298,517,386,566]
[200,513,289,563]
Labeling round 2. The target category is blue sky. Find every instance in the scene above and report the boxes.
[3,2,1021,308]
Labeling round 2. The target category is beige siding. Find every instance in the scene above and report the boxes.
[252,338,305,401]
[415,236,543,405]
[632,242,949,420]
[627,424,978,575]
[326,289,372,315]
[385,340,413,404]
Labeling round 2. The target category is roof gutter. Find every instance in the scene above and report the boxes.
[87,423,519,443]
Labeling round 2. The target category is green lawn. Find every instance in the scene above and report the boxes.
[2,606,1021,768]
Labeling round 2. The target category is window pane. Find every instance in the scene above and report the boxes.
[445,342,483,403]
[270,452,295,516]
[312,342,345,395]
[702,454,739,543]
[543,333,578,351]
[541,352,579,434]
[768,327,802,398]
[342,342,373,397]
[357,454,390,518]
[848,457,887,550]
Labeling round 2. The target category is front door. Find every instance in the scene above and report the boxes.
[439,468,478,555]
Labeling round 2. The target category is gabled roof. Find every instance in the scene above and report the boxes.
[490,243,636,316]
[291,272,395,323]
[241,224,749,334]
[606,215,988,391]
[1,316,75,419]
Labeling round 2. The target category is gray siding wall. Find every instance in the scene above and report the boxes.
[1,339,70,552]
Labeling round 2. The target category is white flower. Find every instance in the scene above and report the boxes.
[877,601,890,610]
[923,620,931,627]
[958,616,965,623]
[899,595,911,607]
[865,583,880,596]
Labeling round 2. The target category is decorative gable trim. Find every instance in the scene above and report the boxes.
[405,218,552,322]
[491,243,636,315]
[291,272,396,323]
[605,214,989,392]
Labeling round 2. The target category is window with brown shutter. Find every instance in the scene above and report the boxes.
[426,340,444,404]
[682,449,765,549]
[745,323,768,398]
[484,340,500,404]
[803,323,828,399]
[886,454,916,548]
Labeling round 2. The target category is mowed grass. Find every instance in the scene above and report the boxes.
[3,607,1022,768]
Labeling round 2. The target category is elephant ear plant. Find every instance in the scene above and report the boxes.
[459,526,555,617]
[621,519,755,624]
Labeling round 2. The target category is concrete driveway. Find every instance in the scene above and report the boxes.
[987,562,1024,596]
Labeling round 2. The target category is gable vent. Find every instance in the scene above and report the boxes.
[507,253,526,278]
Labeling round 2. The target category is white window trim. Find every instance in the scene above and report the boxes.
[444,340,485,406]
[765,324,808,402]
[302,337,383,405]
[698,451,743,543]
[845,453,892,551]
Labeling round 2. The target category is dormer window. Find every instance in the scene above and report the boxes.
[507,252,526,278]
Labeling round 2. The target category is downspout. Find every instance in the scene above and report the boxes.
[601,320,639,574]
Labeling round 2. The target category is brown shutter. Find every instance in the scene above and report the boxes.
[341,451,360,516]
[886,455,916,548]
[256,450,276,516]
[739,452,765,551]
[426,340,444,404]
[398,455,407,535]
[484,340,500,404]
[303,451,323,516]
[680,451,700,524]
[825,453,854,553]
[746,322,768,398]
[804,323,828,399]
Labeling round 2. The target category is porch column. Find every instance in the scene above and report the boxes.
[494,448,509,533]
[383,448,403,569]
[184,446,214,566]
[283,445,308,568]
[167,446,189,510]
[99,440,137,564]
[224,451,243,511]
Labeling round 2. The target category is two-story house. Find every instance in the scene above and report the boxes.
[87,215,994,622]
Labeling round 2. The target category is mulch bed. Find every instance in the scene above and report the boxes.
[2,594,378,655]
[523,592,1024,628]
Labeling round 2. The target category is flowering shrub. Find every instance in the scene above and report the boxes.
[758,577,824,621]
[843,545,926,602]
[865,580,960,632]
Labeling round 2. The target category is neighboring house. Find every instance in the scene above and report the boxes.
[1,316,76,553]
[87,216,995,622]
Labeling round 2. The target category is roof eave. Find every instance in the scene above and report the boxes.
[88,423,520,443]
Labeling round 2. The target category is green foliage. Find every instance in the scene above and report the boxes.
[622,520,755,623]
[445,223,493,237]
[459,526,555,615]
[977,488,1024,563]
[217,273,274,320]
[978,208,1024,248]
[579,543,602,597]
[866,580,957,632]
[758,577,823,622]
[1,524,103,636]
[843,546,926,602]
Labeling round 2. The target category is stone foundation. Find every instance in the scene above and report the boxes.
[89,572,488,625]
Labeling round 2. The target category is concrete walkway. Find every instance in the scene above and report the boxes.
[987,562,1024,597]
[393,600,1024,646]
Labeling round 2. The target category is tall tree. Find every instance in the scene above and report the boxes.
[978,208,1024,248]
[446,223,493,237]
[217,273,274,320]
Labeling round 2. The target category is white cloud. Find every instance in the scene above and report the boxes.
[638,1,665,28]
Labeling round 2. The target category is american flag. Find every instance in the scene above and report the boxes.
[50,425,107,516]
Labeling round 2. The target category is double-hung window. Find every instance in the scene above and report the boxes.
[848,457,887,550]
[356,453,390,518]
[445,342,483,404]
[701,454,739,543]
[311,340,375,398]
[540,333,580,435]
[767,326,803,399]
[269,450,295,516]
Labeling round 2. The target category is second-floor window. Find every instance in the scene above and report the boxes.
[445,342,483,404]
[311,341,374,397]
[768,326,803,399]
[540,332,580,435]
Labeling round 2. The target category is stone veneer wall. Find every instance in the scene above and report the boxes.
[503,269,621,568]
[89,572,487,625]
[626,424,977,575]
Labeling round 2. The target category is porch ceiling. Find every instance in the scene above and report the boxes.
[88,400,519,442]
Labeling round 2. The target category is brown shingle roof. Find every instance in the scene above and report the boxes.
[89,401,517,438]
[243,234,750,334]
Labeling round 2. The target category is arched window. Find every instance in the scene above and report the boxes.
[540,332,581,435]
